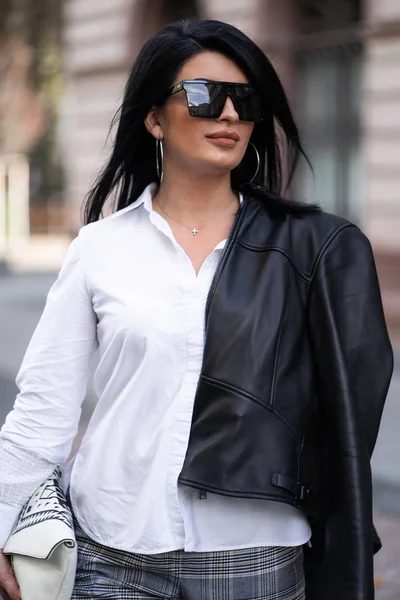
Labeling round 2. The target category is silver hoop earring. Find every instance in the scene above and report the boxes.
[156,138,164,182]
[246,141,260,184]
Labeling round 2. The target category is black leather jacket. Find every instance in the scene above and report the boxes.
[178,194,394,600]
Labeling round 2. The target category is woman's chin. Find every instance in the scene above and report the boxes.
[200,155,240,176]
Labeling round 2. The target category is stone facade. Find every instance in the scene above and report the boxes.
[363,0,400,339]
[60,0,137,231]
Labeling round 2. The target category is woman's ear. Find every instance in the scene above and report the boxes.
[144,106,163,140]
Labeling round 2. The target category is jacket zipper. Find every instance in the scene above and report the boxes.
[204,198,247,329]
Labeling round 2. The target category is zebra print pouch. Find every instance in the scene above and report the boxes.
[3,466,77,600]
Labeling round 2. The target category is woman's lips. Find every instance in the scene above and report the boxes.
[206,131,240,147]
[207,137,238,147]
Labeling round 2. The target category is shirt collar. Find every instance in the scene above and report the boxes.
[110,183,157,218]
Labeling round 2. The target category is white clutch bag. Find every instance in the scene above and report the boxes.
[3,466,77,600]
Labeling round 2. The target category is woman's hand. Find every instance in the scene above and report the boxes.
[0,550,20,600]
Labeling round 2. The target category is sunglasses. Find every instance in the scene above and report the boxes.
[167,79,264,123]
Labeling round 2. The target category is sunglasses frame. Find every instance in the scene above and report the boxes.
[167,79,264,123]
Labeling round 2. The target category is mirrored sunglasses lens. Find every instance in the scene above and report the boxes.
[185,82,226,118]
[184,82,211,107]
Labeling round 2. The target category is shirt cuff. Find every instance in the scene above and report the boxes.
[0,503,22,548]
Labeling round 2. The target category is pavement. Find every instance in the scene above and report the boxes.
[0,271,399,597]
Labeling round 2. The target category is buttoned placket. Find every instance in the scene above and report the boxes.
[148,206,225,548]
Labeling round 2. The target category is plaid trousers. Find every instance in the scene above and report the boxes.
[71,518,305,600]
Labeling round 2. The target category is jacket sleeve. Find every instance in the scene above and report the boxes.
[307,224,393,599]
[0,231,98,546]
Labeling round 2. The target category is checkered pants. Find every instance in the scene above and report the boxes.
[71,518,305,599]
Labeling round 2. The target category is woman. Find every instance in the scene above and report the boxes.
[0,19,393,600]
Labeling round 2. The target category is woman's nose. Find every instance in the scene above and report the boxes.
[217,96,239,123]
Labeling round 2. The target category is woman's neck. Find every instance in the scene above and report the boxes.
[153,168,238,224]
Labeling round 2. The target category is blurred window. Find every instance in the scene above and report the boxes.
[164,0,199,21]
[295,0,363,222]
[134,0,200,46]
[300,0,362,33]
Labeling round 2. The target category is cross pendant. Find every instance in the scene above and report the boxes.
[192,228,199,236]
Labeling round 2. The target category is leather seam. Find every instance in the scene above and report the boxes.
[236,241,312,283]
[269,268,293,407]
[237,222,354,283]
[296,385,316,490]
[178,478,297,502]
[309,222,355,281]
[200,374,298,438]
[205,201,248,324]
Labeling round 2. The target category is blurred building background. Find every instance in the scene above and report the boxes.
[61,0,400,340]
[0,0,67,271]
[1,0,399,341]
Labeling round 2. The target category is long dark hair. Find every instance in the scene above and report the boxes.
[84,19,317,224]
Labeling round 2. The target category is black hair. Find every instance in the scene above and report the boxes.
[84,19,318,224]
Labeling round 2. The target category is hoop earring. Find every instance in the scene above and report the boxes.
[246,141,260,184]
[156,138,164,182]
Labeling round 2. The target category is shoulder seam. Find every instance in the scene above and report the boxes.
[236,241,312,282]
[309,222,355,282]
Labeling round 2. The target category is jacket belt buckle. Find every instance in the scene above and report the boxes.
[271,473,312,501]
[295,483,312,501]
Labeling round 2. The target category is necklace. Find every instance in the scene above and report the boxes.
[154,196,238,236]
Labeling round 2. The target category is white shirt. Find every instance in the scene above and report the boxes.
[0,183,311,552]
